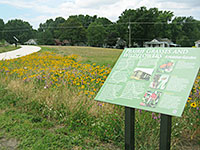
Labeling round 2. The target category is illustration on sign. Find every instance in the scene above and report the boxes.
[95,48,200,117]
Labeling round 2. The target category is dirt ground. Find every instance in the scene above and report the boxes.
[0,136,18,150]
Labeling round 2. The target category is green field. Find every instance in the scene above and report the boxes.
[0,46,199,150]
[41,46,122,67]
[0,46,20,53]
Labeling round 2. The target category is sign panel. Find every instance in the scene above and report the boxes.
[95,48,200,117]
[13,36,19,41]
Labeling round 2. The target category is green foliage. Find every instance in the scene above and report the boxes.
[171,16,200,47]
[1,7,200,47]
[38,17,65,39]
[87,22,107,47]
[0,18,4,40]
[106,23,119,46]
[56,17,87,45]
[67,15,97,29]
[117,7,174,46]
[3,19,34,44]
[0,44,20,53]
[37,30,54,45]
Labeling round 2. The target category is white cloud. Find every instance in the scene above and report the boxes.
[75,0,119,8]
[1,0,200,29]
[0,0,32,8]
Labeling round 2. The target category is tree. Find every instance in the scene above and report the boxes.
[87,22,107,47]
[53,17,66,38]
[39,17,65,39]
[57,17,86,45]
[0,19,4,40]
[106,23,119,47]
[37,30,54,45]
[171,16,200,47]
[95,17,112,27]
[38,19,54,32]
[117,7,174,46]
[94,17,118,47]
[68,15,97,29]
[3,19,34,44]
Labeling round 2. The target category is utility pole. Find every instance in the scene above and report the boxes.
[128,19,131,48]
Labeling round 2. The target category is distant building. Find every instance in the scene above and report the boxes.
[54,39,62,46]
[54,39,70,46]
[62,40,70,46]
[195,40,200,47]
[115,38,127,49]
[24,39,37,45]
[144,38,179,47]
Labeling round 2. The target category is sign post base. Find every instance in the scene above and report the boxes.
[160,114,172,150]
[125,107,135,150]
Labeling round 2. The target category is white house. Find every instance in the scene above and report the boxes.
[195,40,200,47]
[24,39,37,45]
[144,38,179,47]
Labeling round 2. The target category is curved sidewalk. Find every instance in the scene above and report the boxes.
[0,45,41,60]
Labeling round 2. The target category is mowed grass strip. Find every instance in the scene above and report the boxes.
[41,46,122,67]
[0,46,20,53]
[0,84,123,150]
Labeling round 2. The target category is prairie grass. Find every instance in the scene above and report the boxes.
[41,46,122,67]
[0,46,199,149]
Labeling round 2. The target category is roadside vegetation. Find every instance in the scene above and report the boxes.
[0,46,199,149]
[0,45,20,53]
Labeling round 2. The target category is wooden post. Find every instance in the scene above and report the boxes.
[160,114,172,150]
[125,107,135,150]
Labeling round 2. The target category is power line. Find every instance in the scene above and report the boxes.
[0,21,200,32]
[0,29,33,32]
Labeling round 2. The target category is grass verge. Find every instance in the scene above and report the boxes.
[0,45,20,53]
[0,83,124,150]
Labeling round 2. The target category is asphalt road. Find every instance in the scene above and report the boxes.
[0,45,41,60]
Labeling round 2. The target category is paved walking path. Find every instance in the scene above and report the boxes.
[0,45,41,60]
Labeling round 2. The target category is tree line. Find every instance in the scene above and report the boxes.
[0,7,200,47]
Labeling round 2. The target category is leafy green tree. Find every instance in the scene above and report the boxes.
[171,16,200,47]
[87,22,107,47]
[0,19,4,40]
[3,19,34,44]
[95,17,112,27]
[94,17,118,47]
[57,17,86,45]
[38,19,54,32]
[117,7,174,46]
[37,30,54,45]
[39,17,65,39]
[106,23,119,46]
[68,15,97,29]
[53,17,66,38]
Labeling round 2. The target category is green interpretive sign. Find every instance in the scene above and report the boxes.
[95,48,200,117]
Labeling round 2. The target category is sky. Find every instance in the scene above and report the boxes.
[0,0,200,29]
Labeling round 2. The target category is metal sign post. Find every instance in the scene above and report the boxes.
[125,107,135,150]
[125,110,172,150]
[160,114,172,150]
